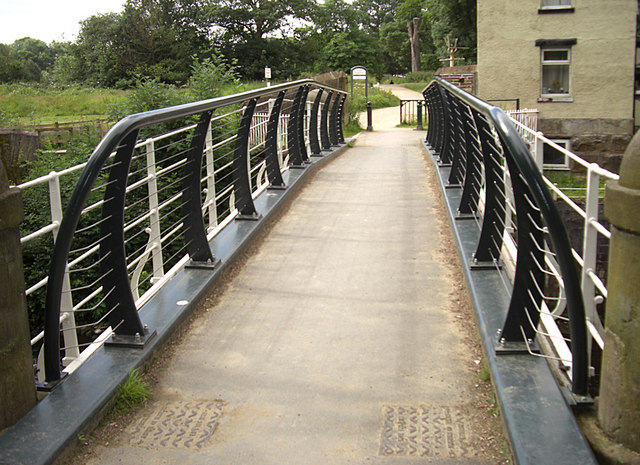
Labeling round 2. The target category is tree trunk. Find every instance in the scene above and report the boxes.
[407,17,421,73]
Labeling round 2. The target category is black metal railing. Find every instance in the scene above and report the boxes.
[399,99,427,130]
[42,79,347,385]
[424,77,588,397]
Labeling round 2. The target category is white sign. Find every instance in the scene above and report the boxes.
[265,67,272,79]
[352,67,367,80]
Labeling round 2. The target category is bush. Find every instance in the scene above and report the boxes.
[187,54,240,101]
[403,71,434,83]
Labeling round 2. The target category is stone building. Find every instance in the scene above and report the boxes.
[477,0,638,171]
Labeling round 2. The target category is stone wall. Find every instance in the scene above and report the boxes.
[539,118,633,173]
[435,65,477,94]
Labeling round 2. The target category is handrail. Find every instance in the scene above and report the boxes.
[424,76,588,396]
[42,79,347,385]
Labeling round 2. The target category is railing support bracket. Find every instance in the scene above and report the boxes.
[105,327,157,349]
[185,259,221,270]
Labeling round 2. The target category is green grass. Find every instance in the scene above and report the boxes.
[0,84,128,124]
[544,170,607,199]
[400,83,429,93]
[114,368,151,415]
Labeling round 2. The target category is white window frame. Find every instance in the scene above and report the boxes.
[543,139,571,170]
[540,0,572,9]
[541,47,572,101]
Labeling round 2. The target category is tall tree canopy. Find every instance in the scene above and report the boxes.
[0,0,477,85]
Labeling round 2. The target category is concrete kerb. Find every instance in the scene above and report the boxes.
[0,140,354,465]
[421,139,598,465]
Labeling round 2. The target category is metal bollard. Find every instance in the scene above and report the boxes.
[366,101,373,131]
[417,101,424,131]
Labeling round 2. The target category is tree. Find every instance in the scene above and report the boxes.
[407,17,420,72]
[398,0,425,72]
[321,29,383,79]
[74,13,126,86]
[425,0,476,64]
[208,0,312,42]
[354,0,400,34]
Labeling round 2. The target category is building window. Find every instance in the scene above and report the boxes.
[543,139,570,169]
[539,0,574,13]
[541,0,571,6]
[541,48,571,97]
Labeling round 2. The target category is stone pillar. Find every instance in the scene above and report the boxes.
[599,132,640,452]
[0,162,36,430]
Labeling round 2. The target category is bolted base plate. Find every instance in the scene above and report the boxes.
[470,259,502,270]
[37,372,69,392]
[235,213,263,221]
[455,212,478,221]
[186,258,221,270]
[494,337,541,355]
[105,328,157,349]
[267,183,287,191]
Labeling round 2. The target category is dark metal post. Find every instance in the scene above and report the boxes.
[309,88,323,156]
[320,91,333,150]
[233,98,261,219]
[99,130,156,347]
[472,113,506,265]
[366,101,373,131]
[329,93,341,146]
[288,86,305,167]
[337,94,347,144]
[417,101,424,130]
[297,85,311,164]
[183,111,217,265]
[266,90,287,189]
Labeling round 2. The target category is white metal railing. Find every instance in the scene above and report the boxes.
[507,113,617,376]
[16,100,295,382]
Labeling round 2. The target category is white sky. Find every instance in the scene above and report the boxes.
[0,0,126,44]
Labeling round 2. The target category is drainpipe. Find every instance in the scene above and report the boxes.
[0,162,37,430]
[599,131,640,453]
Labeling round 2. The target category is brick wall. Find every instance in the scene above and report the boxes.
[435,65,477,95]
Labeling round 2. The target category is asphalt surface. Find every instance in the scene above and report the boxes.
[80,88,506,464]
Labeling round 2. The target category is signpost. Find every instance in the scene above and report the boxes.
[350,65,369,100]
[265,67,271,87]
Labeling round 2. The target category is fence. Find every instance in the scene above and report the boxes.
[399,99,427,127]
[505,110,617,391]
[424,76,594,398]
[14,79,347,387]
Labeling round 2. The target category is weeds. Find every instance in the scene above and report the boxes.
[114,368,151,415]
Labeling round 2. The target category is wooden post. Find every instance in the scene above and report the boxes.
[0,161,36,430]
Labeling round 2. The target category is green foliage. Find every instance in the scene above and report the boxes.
[187,54,240,101]
[0,83,127,122]
[114,368,151,414]
[404,71,434,83]
[20,126,106,336]
[106,76,184,122]
[425,0,477,64]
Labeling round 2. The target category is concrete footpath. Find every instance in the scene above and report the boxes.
[76,114,509,463]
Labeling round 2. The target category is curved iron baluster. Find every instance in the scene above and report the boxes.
[233,98,260,219]
[266,90,287,188]
[309,88,324,156]
[183,111,216,262]
[288,86,305,167]
[321,91,333,150]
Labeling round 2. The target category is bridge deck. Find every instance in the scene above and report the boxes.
[78,124,508,464]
